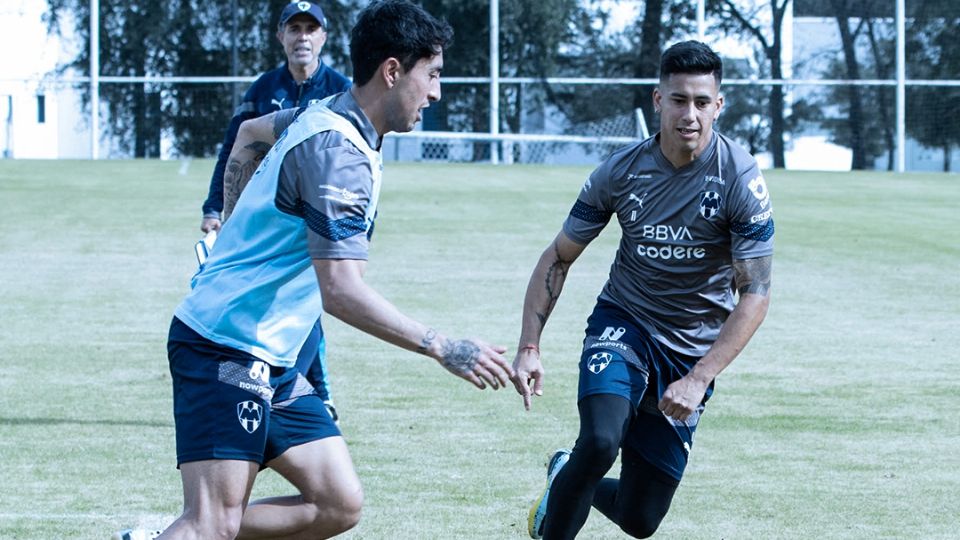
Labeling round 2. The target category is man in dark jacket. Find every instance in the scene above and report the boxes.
[201,1,351,232]
[199,1,350,420]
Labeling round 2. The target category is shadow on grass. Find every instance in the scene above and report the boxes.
[0,416,171,428]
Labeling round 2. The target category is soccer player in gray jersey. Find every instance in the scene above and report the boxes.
[511,41,774,539]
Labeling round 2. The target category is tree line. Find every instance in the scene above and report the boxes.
[46,0,960,170]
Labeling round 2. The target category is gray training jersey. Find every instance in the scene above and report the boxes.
[277,92,383,261]
[563,131,774,357]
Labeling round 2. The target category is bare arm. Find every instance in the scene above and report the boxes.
[510,230,588,409]
[222,111,289,221]
[658,255,772,421]
[313,258,514,390]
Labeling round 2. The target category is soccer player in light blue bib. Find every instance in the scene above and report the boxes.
[116,3,514,540]
[512,41,775,539]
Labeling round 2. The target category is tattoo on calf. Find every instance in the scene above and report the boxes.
[733,256,772,296]
[440,339,480,375]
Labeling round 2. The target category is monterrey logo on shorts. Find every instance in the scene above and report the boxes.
[237,400,263,434]
[699,191,722,220]
[587,352,613,374]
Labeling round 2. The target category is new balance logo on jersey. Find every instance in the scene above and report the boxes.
[248,361,269,384]
[699,191,722,220]
[237,401,263,434]
[587,352,613,374]
[599,326,626,341]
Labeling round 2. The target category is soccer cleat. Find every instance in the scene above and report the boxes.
[111,528,162,540]
[528,449,571,539]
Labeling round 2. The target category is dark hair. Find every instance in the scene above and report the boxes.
[659,40,723,85]
[350,0,454,86]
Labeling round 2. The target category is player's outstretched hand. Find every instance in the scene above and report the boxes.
[510,347,544,411]
[201,217,222,233]
[439,338,513,390]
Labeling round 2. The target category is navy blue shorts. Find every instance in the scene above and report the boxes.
[167,317,340,467]
[577,301,713,480]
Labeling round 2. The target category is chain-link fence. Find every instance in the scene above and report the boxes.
[4,0,960,171]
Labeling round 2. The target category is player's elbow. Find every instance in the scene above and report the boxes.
[741,291,771,324]
[320,287,353,320]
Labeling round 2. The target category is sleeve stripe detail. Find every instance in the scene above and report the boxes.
[570,199,612,224]
[299,200,366,242]
[731,218,775,242]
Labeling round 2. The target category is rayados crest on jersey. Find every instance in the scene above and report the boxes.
[699,191,722,220]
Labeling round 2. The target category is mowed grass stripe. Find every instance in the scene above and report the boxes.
[0,160,956,539]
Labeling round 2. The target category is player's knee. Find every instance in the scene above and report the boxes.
[575,432,620,471]
[305,483,363,535]
[333,487,364,532]
[179,504,244,540]
[618,509,665,538]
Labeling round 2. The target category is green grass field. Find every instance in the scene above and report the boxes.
[0,159,957,539]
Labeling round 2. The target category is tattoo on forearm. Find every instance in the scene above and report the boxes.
[418,328,437,353]
[537,241,575,331]
[733,256,772,296]
[222,141,272,220]
[440,339,480,375]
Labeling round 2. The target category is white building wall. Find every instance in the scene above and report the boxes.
[0,0,89,159]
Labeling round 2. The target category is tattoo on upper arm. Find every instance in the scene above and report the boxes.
[222,141,273,219]
[440,339,480,375]
[418,328,437,354]
[272,113,289,139]
[536,240,576,330]
[733,255,772,296]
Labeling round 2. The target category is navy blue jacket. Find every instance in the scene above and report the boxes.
[202,61,351,217]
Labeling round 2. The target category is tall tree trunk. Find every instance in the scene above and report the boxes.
[769,0,789,168]
[833,1,866,169]
[134,85,147,158]
[768,67,786,168]
[867,20,895,171]
[634,0,663,135]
